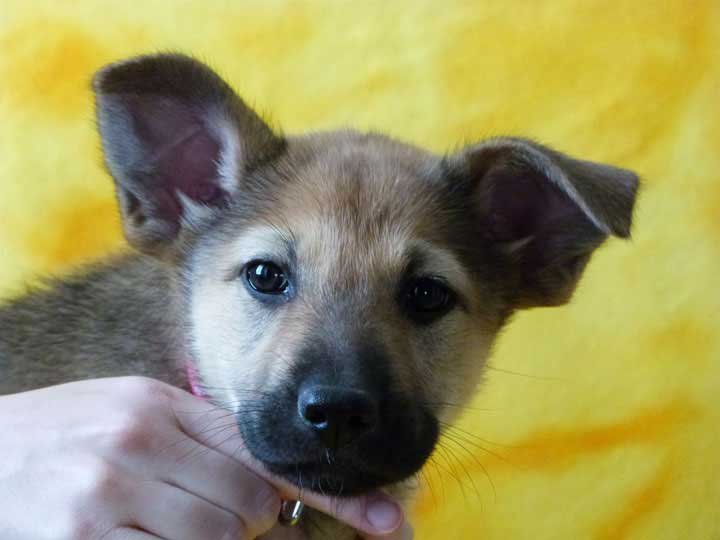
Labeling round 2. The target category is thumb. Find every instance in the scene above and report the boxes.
[361,521,413,540]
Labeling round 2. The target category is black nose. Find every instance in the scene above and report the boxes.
[298,385,378,449]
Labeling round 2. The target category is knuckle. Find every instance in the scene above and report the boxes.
[85,459,124,503]
[106,412,153,454]
[118,376,170,404]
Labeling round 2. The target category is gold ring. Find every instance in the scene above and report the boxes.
[278,499,304,526]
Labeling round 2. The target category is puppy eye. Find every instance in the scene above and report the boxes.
[245,261,289,295]
[403,277,456,323]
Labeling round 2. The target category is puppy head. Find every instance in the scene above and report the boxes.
[94,54,639,495]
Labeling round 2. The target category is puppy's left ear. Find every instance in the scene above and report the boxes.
[452,137,639,308]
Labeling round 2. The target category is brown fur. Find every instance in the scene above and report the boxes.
[0,53,639,540]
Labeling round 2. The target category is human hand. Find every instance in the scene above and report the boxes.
[0,377,411,539]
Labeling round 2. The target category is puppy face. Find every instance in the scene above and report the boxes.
[185,133,501,492]
[93,54,638,495]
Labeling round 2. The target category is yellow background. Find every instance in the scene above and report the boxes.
[1,2,719,538]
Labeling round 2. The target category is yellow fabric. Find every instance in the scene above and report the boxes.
[1,2,718,538]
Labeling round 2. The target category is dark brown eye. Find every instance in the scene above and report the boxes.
[245,261,288,295]
[403,277,456,323]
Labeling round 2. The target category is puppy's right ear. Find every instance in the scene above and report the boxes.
[93,53,284,257]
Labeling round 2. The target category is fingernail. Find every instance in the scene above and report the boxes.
[366,498,402,532]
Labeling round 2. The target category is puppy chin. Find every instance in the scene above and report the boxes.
[264,461,389,496]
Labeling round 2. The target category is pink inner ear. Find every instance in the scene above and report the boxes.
[128,96,228,224]
[486,166,582,242]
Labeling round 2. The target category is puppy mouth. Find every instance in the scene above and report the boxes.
[263,459,391,496]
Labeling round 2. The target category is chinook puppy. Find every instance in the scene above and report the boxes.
[0,54,638,539]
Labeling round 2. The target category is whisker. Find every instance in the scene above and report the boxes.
[485,365,564,381]
[176,428,242,464]
[425,455,451,504]
[440,434,497,501]
[440,421,519,450]
[440,426,519,471]
[418,400,502,413]
[419,466,438,510]
[437,442,482,506]
[434,443,468,503]
[428,456,448,504]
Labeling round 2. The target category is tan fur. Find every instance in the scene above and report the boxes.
[0,53,639,540]
[188,133,499,428]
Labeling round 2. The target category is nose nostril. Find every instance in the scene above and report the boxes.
[303,405,328,427]
[298,385,378,447]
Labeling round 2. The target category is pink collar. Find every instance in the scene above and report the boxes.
[185,362,208,399]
